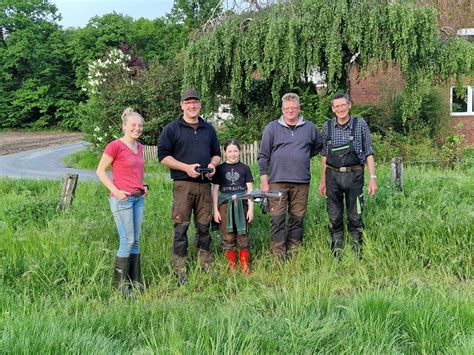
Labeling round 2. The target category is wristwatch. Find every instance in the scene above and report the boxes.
[370,175,377,179]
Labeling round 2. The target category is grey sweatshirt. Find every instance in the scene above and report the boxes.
[258,116,322,183]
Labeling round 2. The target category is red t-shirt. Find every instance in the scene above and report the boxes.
[104,139,144,198]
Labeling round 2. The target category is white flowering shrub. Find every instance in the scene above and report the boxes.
[80,48,135,151]
[82,48,132,95]
[90,125,120,151]
[80,46,183,152]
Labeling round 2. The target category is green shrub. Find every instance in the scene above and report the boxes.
[218,85,331,143]
[64,148,100,170]
[218,108,277,143]
[299,87,332,129]
[4,191,58,230]
[371,130,456,164]
[390,87,449,139]
[439,129,467,168]
[350,87,454,165]
[351,104,388,135]
[371,131,401,163]
[400,136,437,162]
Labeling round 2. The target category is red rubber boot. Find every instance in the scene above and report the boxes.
[239,250,252,275]
[225,250,237,272]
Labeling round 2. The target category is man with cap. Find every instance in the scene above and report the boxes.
[158,89,221,285]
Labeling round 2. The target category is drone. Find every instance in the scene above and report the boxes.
[230,189,282,203]
[229,189,283,214]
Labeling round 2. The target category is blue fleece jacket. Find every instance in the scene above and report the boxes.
[258,116,322,183]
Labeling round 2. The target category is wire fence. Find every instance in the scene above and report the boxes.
[378,157,473,167]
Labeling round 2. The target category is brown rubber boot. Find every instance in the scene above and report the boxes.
[198,249,212,272]
[172,254,187,286]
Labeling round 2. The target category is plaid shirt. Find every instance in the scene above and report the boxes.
[321,116,374,165]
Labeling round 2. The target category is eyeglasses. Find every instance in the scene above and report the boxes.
[333,104,349,110]
[282,106,300,111]
[183,100,200,106]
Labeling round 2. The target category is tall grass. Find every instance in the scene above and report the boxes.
[0,161,472,353]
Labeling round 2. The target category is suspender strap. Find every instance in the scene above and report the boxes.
[349,117,357,141]
[327,120,332,146]
[328,117,357,144]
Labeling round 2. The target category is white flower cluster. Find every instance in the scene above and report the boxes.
[92,126,118,147]
[82,48,132,94]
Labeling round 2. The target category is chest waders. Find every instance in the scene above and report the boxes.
[326,117,360,169]
[325,117,365,257]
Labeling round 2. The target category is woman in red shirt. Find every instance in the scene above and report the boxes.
[96,107,147,296]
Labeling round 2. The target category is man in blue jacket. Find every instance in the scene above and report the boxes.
[158,89,221,285]
[258,93,322,258]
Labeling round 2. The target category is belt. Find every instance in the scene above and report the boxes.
[131,189,145,198]
[326,164,363,173]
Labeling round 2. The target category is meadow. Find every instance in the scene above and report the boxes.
[0,160,472,353]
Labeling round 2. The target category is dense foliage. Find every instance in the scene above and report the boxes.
[0,0,80,128]
[0,0,196,130]
[184,0,474,123]
[1,0,472,156]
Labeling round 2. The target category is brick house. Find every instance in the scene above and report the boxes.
[349,0,474,145]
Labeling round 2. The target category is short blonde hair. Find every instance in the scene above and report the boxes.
[121,107,144,124]
[281,93,300,106]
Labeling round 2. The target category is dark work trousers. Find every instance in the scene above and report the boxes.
[268,182,309,256]
[217,202,250,251]
[171,181,212,270]
[325,168,365,253]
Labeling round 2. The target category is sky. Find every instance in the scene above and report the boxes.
[51,0,175,28]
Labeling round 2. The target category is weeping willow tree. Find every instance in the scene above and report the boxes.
[183,0,474,122]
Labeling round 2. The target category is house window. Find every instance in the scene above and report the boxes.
[457,28,474,43]
[451,86,474,115]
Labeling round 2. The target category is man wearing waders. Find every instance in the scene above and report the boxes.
[318,93,377,257]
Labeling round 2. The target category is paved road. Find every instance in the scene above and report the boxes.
[0,141,100,181]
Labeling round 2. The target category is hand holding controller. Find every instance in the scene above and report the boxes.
[195,167,214,179]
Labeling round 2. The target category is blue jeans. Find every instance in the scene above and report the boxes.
[109,196,144,257]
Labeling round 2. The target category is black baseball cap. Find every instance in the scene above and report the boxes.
[181,89,200,101]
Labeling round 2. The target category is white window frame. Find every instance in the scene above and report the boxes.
[451,85,473,116]
[457,28,474,43]
[457,28,474,36]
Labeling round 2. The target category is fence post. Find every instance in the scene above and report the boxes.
[390,156,404,191]
[254,141,259,165]
[59,173,78,211]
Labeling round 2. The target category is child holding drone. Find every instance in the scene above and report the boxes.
[212,139,254,275]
